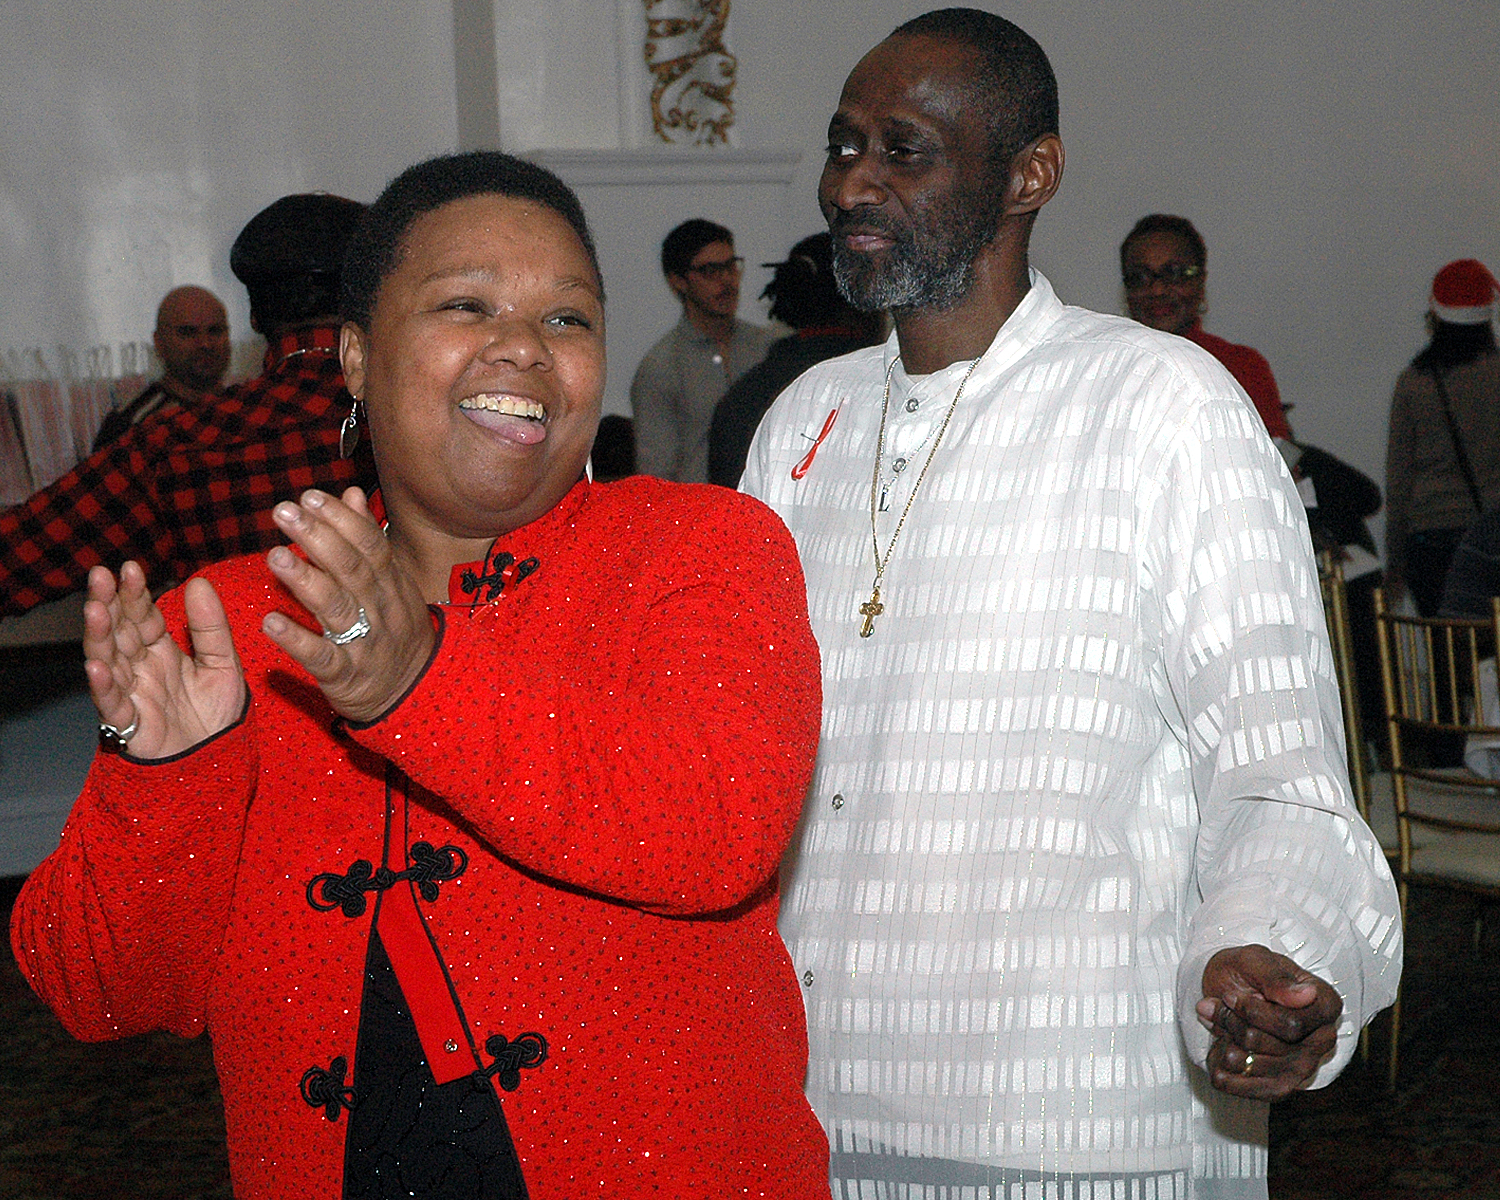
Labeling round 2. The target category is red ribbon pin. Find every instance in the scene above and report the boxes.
[791,406,841,480]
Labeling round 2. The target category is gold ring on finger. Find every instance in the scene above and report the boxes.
[1241,1052,1256,1076]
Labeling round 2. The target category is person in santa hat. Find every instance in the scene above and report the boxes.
[1384,258,1500,614]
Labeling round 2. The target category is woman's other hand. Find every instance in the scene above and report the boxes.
[262,487,436,724]
[83,562,248,759]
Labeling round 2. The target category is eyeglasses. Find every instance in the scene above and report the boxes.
[685,256,745,281]
[1122,263,1203,291]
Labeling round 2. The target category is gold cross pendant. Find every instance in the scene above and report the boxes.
[858,586,884,638]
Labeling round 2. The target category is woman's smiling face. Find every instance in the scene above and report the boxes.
[341,192,606,547]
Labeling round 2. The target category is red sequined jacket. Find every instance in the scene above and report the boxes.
[12,476,829,1198]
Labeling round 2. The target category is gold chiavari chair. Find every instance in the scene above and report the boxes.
[1318,552,1372,828]
[1373,588,1500,1089]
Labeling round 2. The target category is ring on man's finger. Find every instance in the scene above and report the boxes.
[323,606,372,646]
[1241,1052,1256,1076]
[99,718,139,752]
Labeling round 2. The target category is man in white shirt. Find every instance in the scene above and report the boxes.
[741,10,1400,1198]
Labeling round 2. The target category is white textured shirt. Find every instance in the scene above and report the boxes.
[742,273,1401,1197]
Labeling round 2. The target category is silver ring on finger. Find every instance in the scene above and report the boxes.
[1241,1052,1256,1076]
[99,718,139,753]
[323,606,372,646]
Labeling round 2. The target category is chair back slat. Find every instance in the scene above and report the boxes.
[1318,551,1370,822]
[1374,588,1500,861]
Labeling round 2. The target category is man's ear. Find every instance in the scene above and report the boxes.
[1007,133,1064,217]
[339,322,367,399]
[666,272,689,300]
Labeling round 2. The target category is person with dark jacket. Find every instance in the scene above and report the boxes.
[1286,439,1385,749]
[707,233,881,487]
[1384,258,1500,615]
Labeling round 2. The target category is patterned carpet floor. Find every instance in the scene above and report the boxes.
[2,876,1496,1199]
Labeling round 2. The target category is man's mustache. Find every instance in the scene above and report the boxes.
[827,208,908,244]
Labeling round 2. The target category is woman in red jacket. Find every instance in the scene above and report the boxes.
[12,152,828,1199]
[1119,213,1293,441]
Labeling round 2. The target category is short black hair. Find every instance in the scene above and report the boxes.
[590,414,637,482]
[341,151,601,329]
[761,233,852,328]
[1120,214,1207,273]
[246,277,345,334]
[661,219,734,279]
[891,8,1059,172]
[1413,321,1498,373]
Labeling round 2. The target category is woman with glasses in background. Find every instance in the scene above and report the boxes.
[1119,213,1292,440]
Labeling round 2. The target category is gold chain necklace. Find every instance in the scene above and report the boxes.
[275,345,340,370]
[859,353,981,637]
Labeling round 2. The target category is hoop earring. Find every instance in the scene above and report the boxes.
[585,456,594,484]
[340,399,362,459]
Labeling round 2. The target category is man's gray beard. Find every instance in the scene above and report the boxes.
[832,241,977,313]
[829,197,1004,314]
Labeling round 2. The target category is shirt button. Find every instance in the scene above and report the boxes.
[905,397,920,413]
[802,970,815,987]
[832,793,845,809]
[444,1039,460,1053]
[893,457,908,473]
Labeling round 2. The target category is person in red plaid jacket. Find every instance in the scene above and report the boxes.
[0,194,378,618]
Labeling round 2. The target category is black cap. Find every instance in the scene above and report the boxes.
[762,232,833,275]
[230,193,366,285]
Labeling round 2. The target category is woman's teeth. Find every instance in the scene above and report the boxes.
[459,394,545,421]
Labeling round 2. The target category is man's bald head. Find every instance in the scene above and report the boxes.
[154,286,230,394]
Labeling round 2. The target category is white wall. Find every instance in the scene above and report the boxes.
[0,0,459,360]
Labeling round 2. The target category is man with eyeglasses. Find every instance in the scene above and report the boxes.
[1120,213,1292,439]
[631,218,776,482]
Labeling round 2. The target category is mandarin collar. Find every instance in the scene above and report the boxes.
[369,479,592,608]
[881,269,1062,396]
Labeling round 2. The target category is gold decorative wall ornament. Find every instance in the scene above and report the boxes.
[643,0,736,146]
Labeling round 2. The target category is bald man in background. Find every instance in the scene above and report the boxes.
[91,285,232,451]
[0,193,375,620]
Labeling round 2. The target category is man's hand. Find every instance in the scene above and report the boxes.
[1197,944,1343,1100]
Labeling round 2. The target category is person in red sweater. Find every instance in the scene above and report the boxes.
[12,151,829,1199]
[1120,213,1293,440]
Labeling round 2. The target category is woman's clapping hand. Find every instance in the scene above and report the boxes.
[261,487,436,724]
[83,562,248,760]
